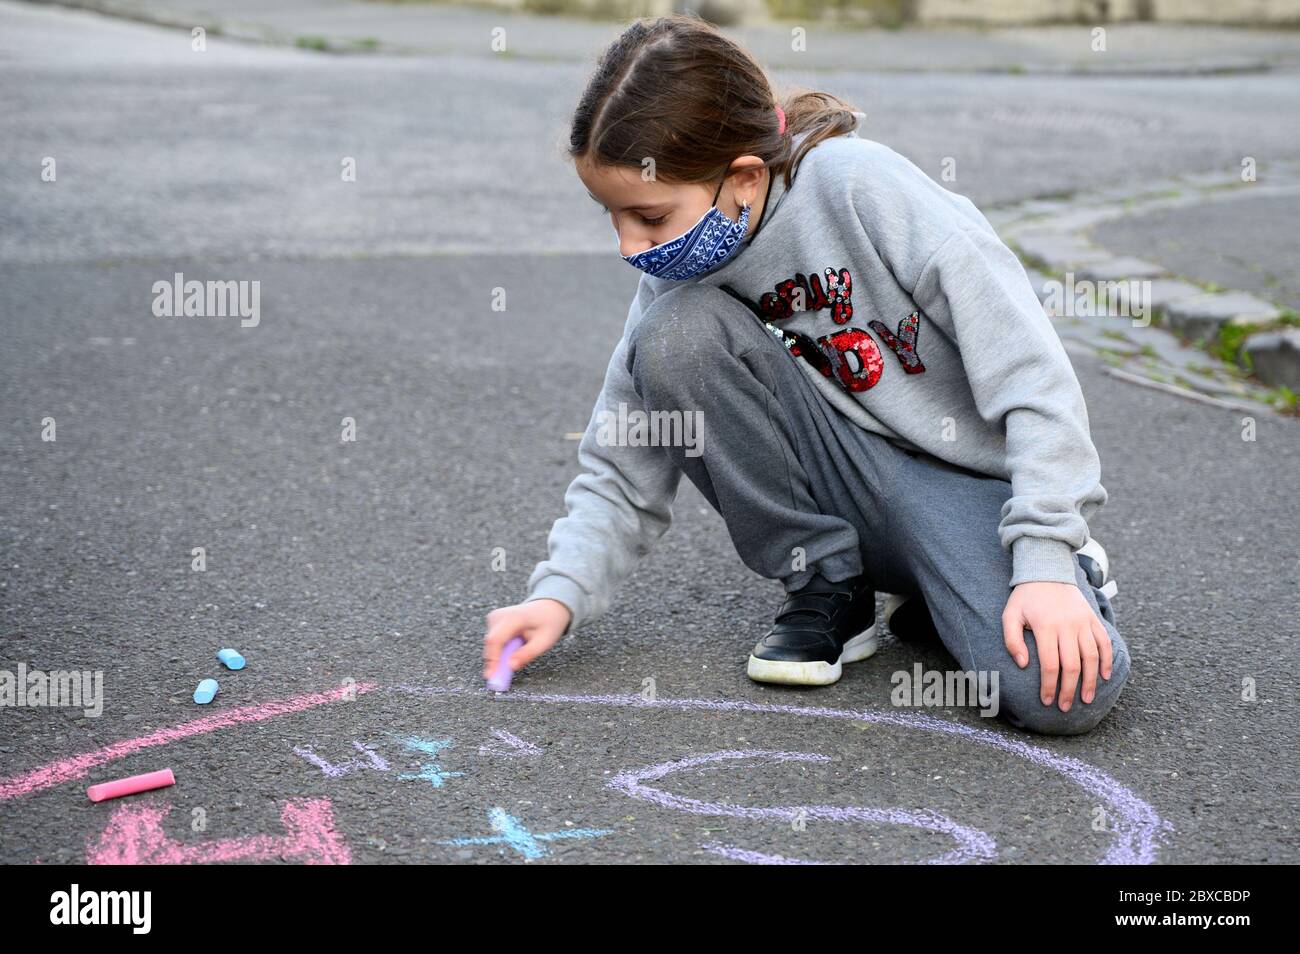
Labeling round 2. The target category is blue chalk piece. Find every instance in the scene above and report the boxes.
[193,678,219,704]
[217,648,245,670]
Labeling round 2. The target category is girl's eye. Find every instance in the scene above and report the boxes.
[599,205,666,227]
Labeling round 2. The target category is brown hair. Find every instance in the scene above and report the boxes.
[568,13,862,194]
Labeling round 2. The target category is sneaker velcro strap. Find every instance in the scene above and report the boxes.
[776,592,843,623]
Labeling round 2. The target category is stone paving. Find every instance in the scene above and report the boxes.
[989,162,1300,411]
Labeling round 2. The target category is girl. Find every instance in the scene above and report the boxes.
[483,14,1130,736]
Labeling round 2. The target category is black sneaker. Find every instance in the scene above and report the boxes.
[881,592,942,646]
[747,572,878,686]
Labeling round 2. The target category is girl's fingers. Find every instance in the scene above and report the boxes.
[1078,623,1100,704]
[1092,616,1115,681]
[1001,610,1029,668]
[1055,628,1081,712]
[1036,625,1060,707]
[504,633,551,672]
[482,615,520,677]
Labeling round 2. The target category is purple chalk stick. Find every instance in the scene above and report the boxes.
[487,636,525,692]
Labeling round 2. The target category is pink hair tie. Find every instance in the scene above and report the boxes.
[775,105,786,135]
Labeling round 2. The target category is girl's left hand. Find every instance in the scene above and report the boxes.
[1002,581,1114,712]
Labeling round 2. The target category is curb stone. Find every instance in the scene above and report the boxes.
[994,164,1300,409]
[1163,292,1281,344]
[1012,232,1111,270]
[1243,329,1300,392]
[1116,279,1205,314]
[1076,258,1169,282]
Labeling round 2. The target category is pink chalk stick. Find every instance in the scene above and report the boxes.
[487,636,525,692]
[87,768,175,803]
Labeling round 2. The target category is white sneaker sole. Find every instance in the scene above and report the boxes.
[746,624,879,687]
[1075,537,1119,599]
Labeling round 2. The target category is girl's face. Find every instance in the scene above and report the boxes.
[577,154,769,259]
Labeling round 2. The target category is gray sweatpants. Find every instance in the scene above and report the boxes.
[626,281,1131,736]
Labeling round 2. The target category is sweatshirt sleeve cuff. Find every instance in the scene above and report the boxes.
[525,576,589,636]
[1010,537,1079,587]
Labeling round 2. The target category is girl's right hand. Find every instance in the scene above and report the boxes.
[481,599,572,680]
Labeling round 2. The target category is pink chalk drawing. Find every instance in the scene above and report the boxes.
[392,686,1173,864]
[477,728,542,758]
[86,797,351,865]
[608,750,995,865]
[293,741,390,778]
[0,682,378,803]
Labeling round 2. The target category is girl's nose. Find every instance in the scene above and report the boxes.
[619,227,657,258]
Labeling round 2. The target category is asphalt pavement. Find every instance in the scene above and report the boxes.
[0,1,1297,864]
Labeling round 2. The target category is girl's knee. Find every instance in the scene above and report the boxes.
[998,641,1132,736]
[628,284,770,388]
[948,574,1133,737]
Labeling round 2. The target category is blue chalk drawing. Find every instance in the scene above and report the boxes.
[440,807,612,860]
[393,735,463,788]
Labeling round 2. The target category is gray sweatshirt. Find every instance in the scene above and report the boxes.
[526,124,1106,633]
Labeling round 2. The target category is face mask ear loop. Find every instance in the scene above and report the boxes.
[714,171,750,217]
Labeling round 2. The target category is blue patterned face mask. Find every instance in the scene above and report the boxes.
[621,174,751,281]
